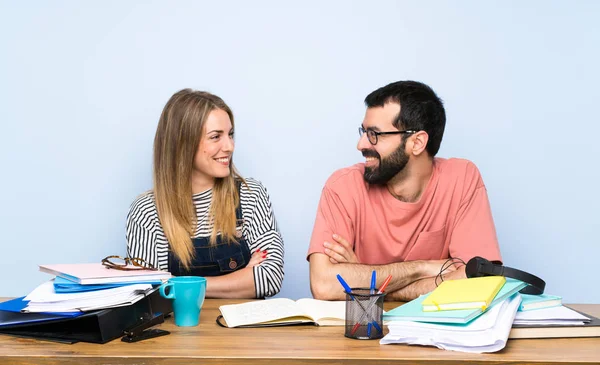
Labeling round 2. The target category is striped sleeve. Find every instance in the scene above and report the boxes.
[126,193,161,269]
[240,179,285,298]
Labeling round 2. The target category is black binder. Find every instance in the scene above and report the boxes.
[0,289,172,344]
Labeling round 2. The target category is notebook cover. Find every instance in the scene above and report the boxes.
[422,276,506,311]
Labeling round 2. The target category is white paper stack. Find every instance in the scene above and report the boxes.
[23,280,154,312]
[514,305,590,326]
[380,294,521,353]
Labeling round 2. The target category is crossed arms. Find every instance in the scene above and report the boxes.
[309,234,466,301]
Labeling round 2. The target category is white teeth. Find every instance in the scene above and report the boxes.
[215,157,229,163]
[366,157,377,162]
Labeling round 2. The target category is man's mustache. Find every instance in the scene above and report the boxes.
[361,150,380,159]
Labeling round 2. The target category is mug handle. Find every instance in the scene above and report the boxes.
[198,282,206,309]
[159,282,175,299]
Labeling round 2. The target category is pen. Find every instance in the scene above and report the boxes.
[370,270,376,295]
[366,270,376,337]
[336,274,354,297]
[377,274,392,294]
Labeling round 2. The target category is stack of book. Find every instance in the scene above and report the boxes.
[0,262,173,343]
[383,291,522,353]
[2,263,171,314]
[26,263,171,312]
[381,277,526,352]
[510,294,600,339]
[381,277,600,352]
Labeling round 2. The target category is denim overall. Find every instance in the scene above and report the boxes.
[168,185,251,277]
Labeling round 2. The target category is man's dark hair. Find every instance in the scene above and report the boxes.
[364,81,446,157]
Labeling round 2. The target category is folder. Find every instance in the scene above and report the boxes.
[0,297,82,318]
[0,289,172,343]
[53,276,162,293]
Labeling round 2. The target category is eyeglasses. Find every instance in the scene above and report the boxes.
[101,255,157,271]
[358,126,418,146]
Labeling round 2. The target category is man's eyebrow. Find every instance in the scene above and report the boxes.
[366,125,381,132]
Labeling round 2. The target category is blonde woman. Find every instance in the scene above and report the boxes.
[126,89,284,298]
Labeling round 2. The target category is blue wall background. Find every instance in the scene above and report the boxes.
[1,1,598,302]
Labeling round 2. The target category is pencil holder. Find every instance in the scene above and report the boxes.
[344,288,385,340]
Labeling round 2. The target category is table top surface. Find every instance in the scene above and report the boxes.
[1,298,599,365]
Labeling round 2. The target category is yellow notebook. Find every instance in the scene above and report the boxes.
[422,276,506,312]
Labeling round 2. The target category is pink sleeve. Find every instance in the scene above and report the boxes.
[449,184,502,263]
[307,186,355,260]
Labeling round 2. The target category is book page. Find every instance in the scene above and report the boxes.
[219,298,311,327]
[296,298,345,325]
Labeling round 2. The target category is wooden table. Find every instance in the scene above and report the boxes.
[1,298,599,364]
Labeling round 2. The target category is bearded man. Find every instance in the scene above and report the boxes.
[307,81,502,301]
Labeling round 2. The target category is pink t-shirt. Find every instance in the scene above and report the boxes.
[307,158,502,264]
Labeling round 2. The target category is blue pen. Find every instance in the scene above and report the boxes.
[336,274,355,299]
[336,273,374,317]
[368,270,377,336]
[370,270,376,294]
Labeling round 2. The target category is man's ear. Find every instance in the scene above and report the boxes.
[409,131,429,156]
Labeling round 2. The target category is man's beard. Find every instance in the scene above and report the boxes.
[363,140,409,185]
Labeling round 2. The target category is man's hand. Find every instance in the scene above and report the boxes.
[323,234,359,264]
[425,259,460,278]
[439,264,464,281]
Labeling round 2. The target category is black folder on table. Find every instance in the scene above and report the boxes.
[0,289,172,344]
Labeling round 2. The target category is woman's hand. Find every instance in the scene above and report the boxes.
[247,249,267,268]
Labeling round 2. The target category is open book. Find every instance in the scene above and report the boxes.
[218,298,345,327]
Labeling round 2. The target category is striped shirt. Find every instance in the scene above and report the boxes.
[126,178,284,298]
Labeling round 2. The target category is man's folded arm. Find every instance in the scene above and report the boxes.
[309,253,443,300]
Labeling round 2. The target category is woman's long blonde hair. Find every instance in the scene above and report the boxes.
[153,89,243,269]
